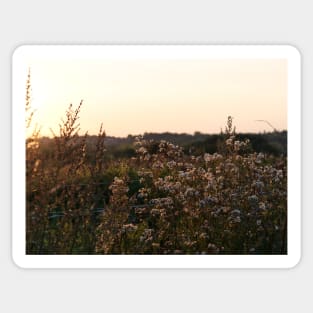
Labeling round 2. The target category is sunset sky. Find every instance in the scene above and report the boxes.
[20,48,287,137]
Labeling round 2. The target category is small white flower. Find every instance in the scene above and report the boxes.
[226,138,233,146]
[204,153,213,162]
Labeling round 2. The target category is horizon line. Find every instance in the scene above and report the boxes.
[31,129,288,140]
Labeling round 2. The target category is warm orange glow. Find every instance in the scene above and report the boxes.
[26,58,287,137]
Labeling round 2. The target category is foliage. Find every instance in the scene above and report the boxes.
[95,123,287,254]
[26,76,287,255]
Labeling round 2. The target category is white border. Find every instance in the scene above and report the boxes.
[12,45,301,268]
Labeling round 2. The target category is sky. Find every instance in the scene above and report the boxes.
[25,57,287,137]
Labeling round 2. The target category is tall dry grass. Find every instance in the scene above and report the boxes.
[26,77,287,255]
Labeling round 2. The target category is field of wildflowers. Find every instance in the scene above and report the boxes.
[95,116,287,254]
[26,87,287,255]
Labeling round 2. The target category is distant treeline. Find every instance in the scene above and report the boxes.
[37,130,287,160]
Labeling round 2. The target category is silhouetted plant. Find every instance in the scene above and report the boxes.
[26,79,287,255]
